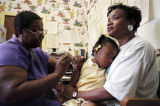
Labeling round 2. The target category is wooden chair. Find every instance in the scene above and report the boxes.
[120,98,160,106]
[120,71,160,106]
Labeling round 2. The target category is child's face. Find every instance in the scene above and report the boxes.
[94,42,119,69]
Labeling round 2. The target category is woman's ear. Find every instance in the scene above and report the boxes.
[129,19,136,26]
[17,27,22,37]
[16,27,23,43]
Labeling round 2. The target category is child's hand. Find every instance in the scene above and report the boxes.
[72,56,86,72]
[56,82,64,102]
[62,85,77,100]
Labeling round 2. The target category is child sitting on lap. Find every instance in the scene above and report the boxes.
[58,34,120,106]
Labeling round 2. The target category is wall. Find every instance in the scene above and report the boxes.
[87,0,109,57]
[0,0,88,55]
[137,0,160,49]
[137,0,160,71]
[87,0,158,56]
[86,0,160,70]
[0,0,160,60]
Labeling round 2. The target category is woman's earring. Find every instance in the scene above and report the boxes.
[128,25,133,31]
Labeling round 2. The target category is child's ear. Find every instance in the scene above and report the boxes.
[94,49,98,55]
[93,49,96,53]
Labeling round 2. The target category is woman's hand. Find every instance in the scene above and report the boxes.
[62,85,77,100]
[54,54,72,77]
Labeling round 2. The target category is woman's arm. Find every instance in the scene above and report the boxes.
[63,85,114,101]
[0,66,61,104]
[77,87,114,101]
[47,56,57,74]
[0,55,72,104]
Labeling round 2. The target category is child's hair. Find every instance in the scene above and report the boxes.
[92,34,120,56]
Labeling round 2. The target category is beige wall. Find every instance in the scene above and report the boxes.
[137,0,160,71]
[137,0,160,49]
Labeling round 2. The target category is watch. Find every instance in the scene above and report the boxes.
[72,91,77,99]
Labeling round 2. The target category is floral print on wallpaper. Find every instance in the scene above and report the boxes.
[0,0,89,37]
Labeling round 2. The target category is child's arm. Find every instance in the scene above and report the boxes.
[69,56,86,88]
[69,65,81,88]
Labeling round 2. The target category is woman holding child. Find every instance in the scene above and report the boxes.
[62,3,159,106]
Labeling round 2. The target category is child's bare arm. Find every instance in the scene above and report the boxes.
[69,56,86,88]
[69,65,81,87]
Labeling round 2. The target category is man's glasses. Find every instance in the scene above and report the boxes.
[25,29,47,35]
